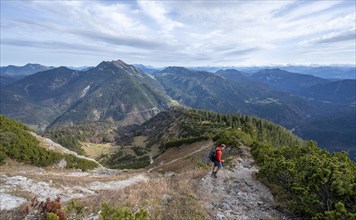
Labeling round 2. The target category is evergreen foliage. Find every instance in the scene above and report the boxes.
[44,122,119,154]
[0,115,97,170]
[251,141,356,219]
[164,136,209,148]
[105,154,150,169]
[158,108,304,148]
[0,114,62,166]
[48,129,84,155]
[63,154,98,171]
[99,203,149,220]
[131,146,147,156]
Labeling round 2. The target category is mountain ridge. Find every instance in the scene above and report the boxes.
[0,60,174,130]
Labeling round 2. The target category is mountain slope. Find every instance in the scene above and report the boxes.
[154,67,335,128]
[119,107,304,152]
[0,115,98,170]
[51,60,172,126]
[294,108,356,160]
[279,66,356,79]
[251,68,330,93]
[0,60,173,129]
[0,63,53,77]
[0,75,21,87]
[301,79,356,106]
[0,67,85,129]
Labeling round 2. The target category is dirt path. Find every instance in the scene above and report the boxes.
[149,142,211,172]
[197,146,291,220]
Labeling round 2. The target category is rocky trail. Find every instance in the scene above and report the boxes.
[198,146,291,220]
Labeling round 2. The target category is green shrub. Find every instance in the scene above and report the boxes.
[195,161,209,169]
[0,150,6,164]
[107,155,150,169]
[0,115,62,166]
[66,199,85,219]
[99,203,149,220]
[64,154,98,171]
[213,129,253,147]
[132,146,147,156]
[0,115,97,170]
[164,136,208,148]
[251,141,356,219]
[46,212,60,220]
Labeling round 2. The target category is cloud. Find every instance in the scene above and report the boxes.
[301,30,355,46]
[220,48,262,56]
[1,39,107,53]
[0,0,355,66]
[70,30,169,50]
[137,1,183,32]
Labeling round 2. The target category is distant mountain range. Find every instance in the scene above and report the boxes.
[0,64,96,87]
[167,65,356,80]
[0,60,173,130]
[0,64,54,87]
[0,63,54,77]
[1,59,355,158]
[251,68,330,93]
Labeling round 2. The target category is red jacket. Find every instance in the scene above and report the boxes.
[215,147,223,162]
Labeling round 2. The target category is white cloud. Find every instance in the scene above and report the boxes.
[300,30,355,46]
[137,1,183,33]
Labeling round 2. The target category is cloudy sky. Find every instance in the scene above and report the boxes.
[1,0,355,67]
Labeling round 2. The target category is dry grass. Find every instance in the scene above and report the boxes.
[81,142,119,159]
[149,140,212,173]
[132,136,148,148]
[0,208,25,220]
[73,169,208,219]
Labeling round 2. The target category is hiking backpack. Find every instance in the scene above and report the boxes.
[209,148,217,162]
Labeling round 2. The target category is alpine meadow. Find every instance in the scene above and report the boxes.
[0,1,355,220]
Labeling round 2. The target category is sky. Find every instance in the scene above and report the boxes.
[0,0,355,67]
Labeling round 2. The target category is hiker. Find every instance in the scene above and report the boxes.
[211,144,225,178]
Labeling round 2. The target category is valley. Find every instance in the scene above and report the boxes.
[1,107,355,219]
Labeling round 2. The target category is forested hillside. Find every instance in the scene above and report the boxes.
[0,115,97,170]
[141,107,305,149]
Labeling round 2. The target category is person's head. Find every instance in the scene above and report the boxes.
[221,144,226,149]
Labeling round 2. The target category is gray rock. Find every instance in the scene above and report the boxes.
[57,159,67,168]
[162,194,173,203]
[0,193,27,210]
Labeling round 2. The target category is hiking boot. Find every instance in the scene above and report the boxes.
[211,172,218,178]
